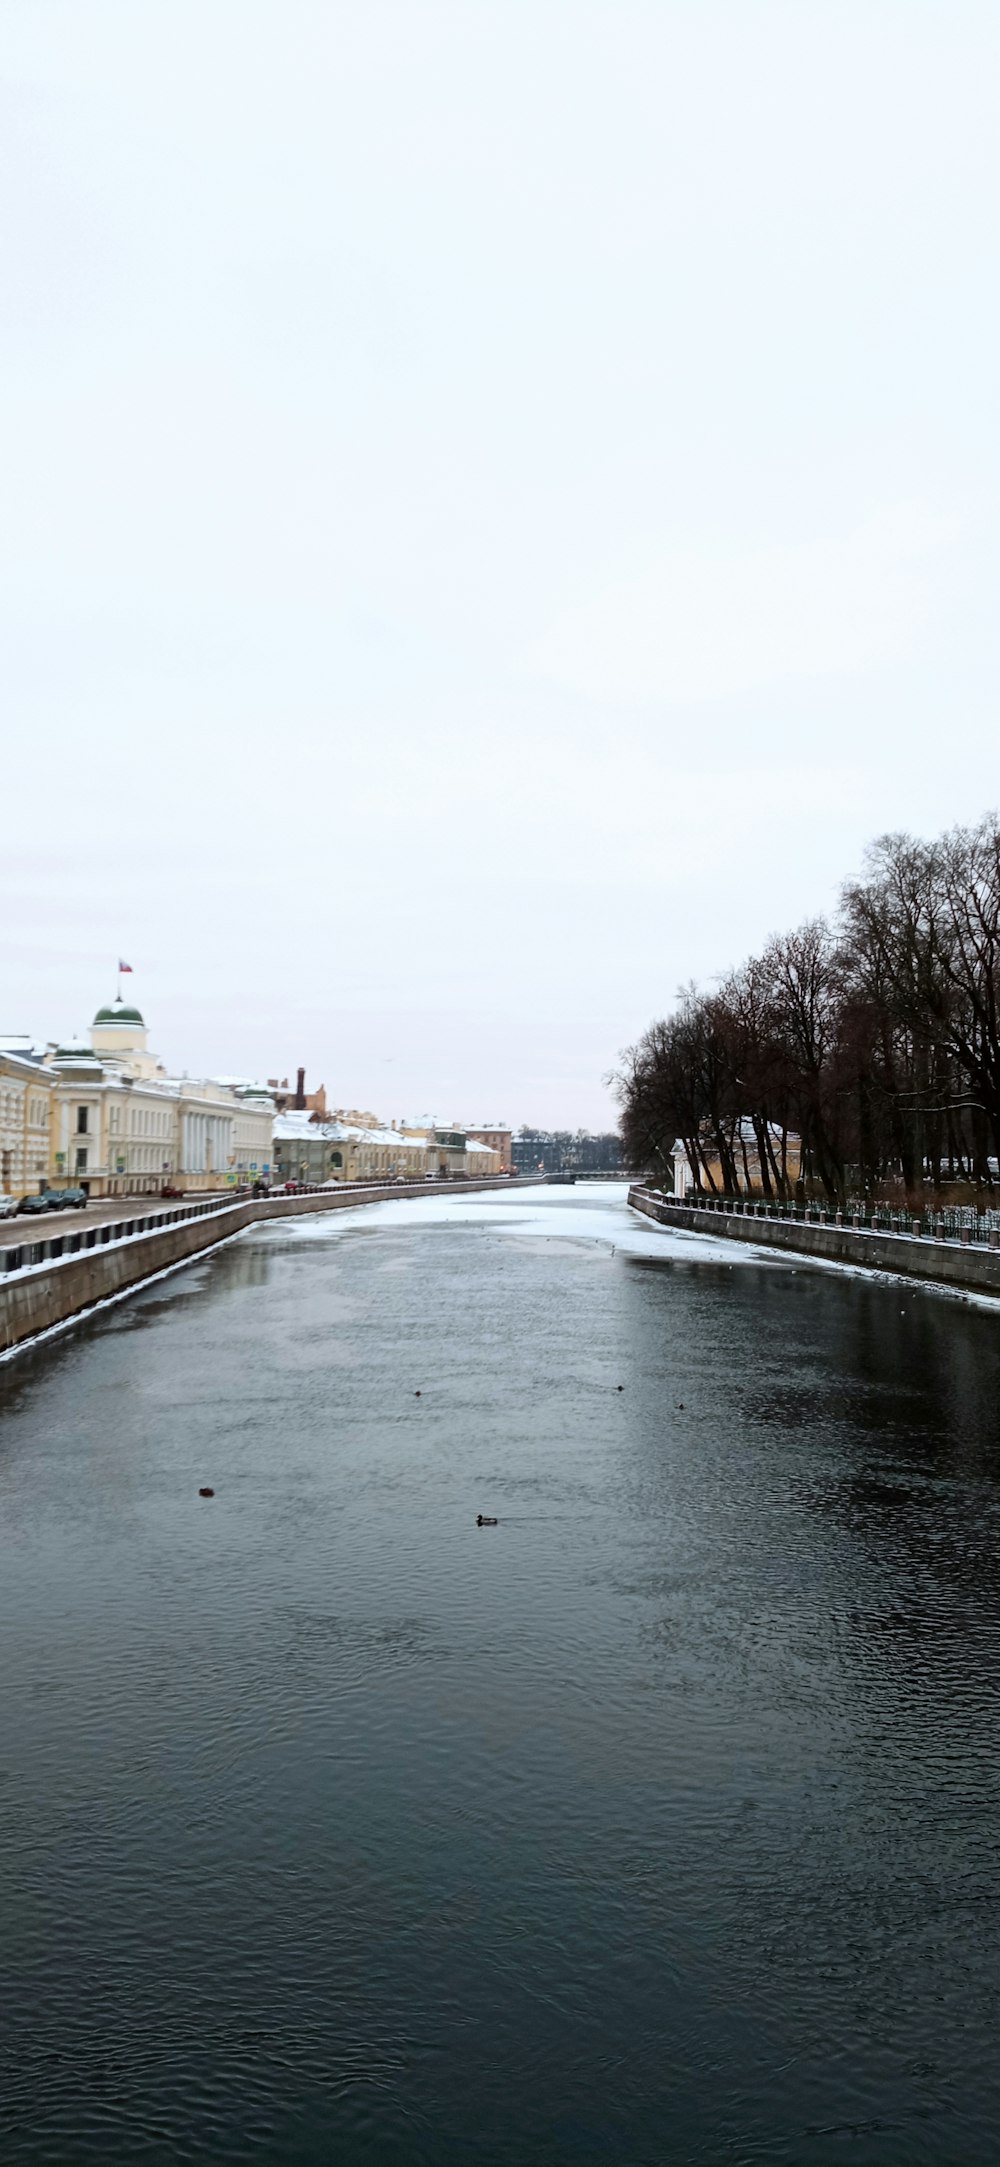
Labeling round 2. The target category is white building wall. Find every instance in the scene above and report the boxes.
[50,1073,182,1195]
[231,1104,274,1180]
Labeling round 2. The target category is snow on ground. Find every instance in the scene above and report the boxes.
[249,1181,1000,1308]
[249,1180,773,1269]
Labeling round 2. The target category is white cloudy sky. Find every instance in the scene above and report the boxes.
[2,1,998,1127]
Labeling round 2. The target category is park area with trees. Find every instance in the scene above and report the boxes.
[615,815,1000,1207]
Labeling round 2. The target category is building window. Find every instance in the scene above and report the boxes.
[77,1106,88,1134]
[76,1148,88,1173]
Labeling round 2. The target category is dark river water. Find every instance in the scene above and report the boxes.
[2,1183,1000,2165]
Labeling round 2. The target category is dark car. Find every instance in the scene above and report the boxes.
[17,1190,64,1215]
[51,1186,89,1210]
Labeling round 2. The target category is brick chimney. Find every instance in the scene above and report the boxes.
[295,1066,306,1109]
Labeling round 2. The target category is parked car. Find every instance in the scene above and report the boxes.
[0,1192,18,1219]
[160,1184,183,1198]
[17,1189,64,1215]
[50,1186,89,1210]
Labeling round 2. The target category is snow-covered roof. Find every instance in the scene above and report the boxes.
[273,1110,328,1139]
[0,1034,44,1057]
[209,1076,276,1103]
[273,1110,424,1149]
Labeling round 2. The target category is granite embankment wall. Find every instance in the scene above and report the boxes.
[0,1180,534,1357]
[628,1186,1000,1301]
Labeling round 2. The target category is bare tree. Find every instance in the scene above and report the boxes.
[614,810,1000,1205]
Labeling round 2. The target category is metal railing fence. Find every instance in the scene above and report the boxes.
[0,1192,242,1280]
[637,1187,1000,1251]
[0,1175,521,1280]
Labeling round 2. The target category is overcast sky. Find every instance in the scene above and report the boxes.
[2,1,998,1128]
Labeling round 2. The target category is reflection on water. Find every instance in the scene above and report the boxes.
[1,1184,999,2165]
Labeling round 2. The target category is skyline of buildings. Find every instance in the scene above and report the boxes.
[1,994,274,1200]
[2,986,622,1202]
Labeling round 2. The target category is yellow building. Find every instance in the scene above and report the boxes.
[672,1124,803,1198]
[48,996,274,1197]
[463,1137,503,1177]
[272,1114,502,1186]
[466,1127,512,1171]
[401,1126,482,1177]
[400,1125,502,1178]
[3,998,275,1201]
[0,1045,56,1201]
[273,1113,426,1185]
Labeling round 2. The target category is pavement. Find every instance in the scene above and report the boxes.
[1,1177,519,1249]
[0,1194,232,1245]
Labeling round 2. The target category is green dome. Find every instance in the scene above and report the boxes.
[93,1002,144,1027]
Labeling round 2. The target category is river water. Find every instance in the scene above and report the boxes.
[2,1182,999,2165]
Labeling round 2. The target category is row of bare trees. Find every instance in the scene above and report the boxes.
[614,815,1000,1205]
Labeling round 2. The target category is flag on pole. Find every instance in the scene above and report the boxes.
[118,959,133,973]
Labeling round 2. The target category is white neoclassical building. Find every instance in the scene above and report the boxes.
[44,995,275,1198]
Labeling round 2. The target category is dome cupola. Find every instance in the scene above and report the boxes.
[93,999,145,1028]
[90,994,150,1064]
